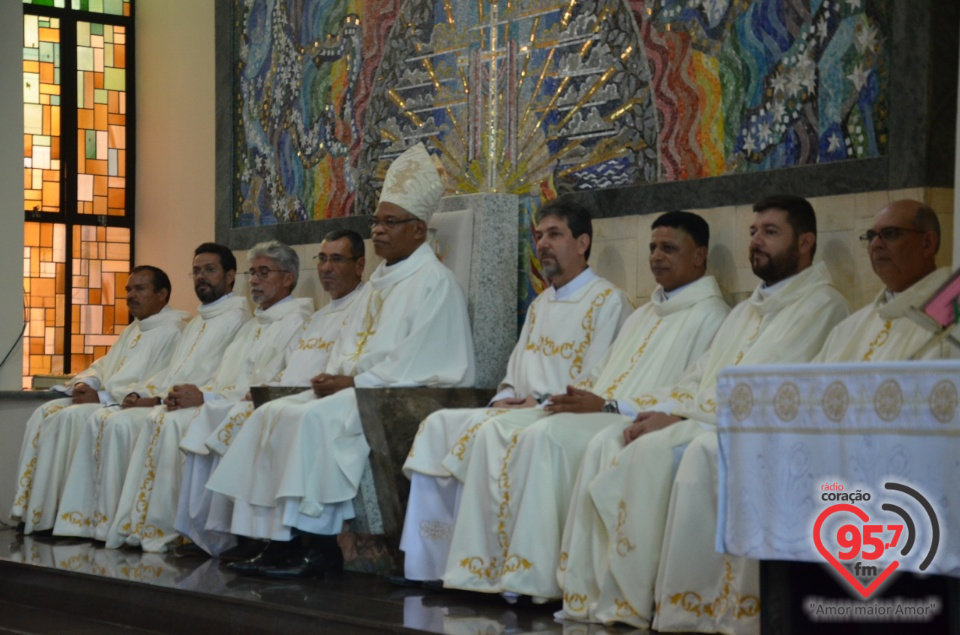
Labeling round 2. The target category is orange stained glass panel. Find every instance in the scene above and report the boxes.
[76,23,127,217]
[22,221,67,387]
[24,15,61,215]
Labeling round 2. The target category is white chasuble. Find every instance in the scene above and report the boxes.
[443,276,729,598]
[105,296,312,552]
[174,287,361,555]
[812,267,955,363]
[559,261,849,630]
[206,243,475,542]
[399,269,630,581]
[653,267,957,635]
[52,295,250,540]
[11,306,188,533]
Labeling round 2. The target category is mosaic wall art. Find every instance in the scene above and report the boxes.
[233,0,402,225]
[234,0,890,225]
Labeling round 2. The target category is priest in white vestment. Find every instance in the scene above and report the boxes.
[206,142,475,579]
[12,266,188,533]
[652,199,954,635]
[173,230,365,557]
[557,195,850,630]
[401,197,632,583]
[441,212,730,600]
[104,241,313,552]
[52,244,250,540]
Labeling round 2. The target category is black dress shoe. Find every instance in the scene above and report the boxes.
[259,535,343,580]
[219,538,268,563]
[226,539,300,575]
[173,542,210,558]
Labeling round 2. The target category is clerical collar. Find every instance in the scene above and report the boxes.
[259,294,293,312]
[883,289,897,303]
[330,283,362,309]
[757,276,791,300]
[201,292,235,308]
[662,279,695,301]
[553,267,597,301]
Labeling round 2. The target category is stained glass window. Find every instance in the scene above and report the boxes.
[24,0,132,18]
[23,222,67,379]
[23,2,134,388]
[70,226,130,371]
[76,22,127,216]
[23,14,61,213]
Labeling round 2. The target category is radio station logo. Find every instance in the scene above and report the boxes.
[813,481,939,600]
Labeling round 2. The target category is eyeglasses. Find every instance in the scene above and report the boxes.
[859,226,925,247]
[189,265,222,278]
[243,267,284,279]
[313,254,356,265]
[369,217,419,230]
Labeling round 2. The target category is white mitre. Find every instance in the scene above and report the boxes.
[378,142,444,222]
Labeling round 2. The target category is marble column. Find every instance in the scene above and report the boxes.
[438,193,518,389]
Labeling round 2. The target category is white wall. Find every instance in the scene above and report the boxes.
[0,3,25,391]
[135,0,217,312]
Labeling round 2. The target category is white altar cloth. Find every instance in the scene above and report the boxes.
[717,360,960,578]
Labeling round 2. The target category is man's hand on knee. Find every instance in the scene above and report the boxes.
[623,411,682,444]
[71,382,99,405]
[491,396,537,409]
[311,374,355,397]
[544,385,604,414]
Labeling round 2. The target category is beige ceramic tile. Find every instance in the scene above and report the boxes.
[818,231,863,307]
[810,194,857,232]
[927,187,955,214]
[706,242,738,299]
[937,212,954,269]
[889,188,925,203]
[733,204,755,265]
[854,190,890,219]
[592,237,639,300]
[594,215,640,241]
[737,266,762,296]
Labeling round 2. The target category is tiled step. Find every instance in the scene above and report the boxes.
[0,529,586,635]
[0,599,164,635]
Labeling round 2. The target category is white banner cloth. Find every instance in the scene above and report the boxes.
[717,360,960,578]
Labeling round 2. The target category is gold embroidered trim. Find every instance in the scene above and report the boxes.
[216,407,254,447]
[614,500,635,557]
[125,413,165,536]
[351,288,393,362]
[448,409,506,461]
[524,289,613,380]
[564,592,588,613]
[863,320,892,361]
[666,556,760,621]
[169,322,207,378]
[459,433,531,582]
[602,318,663,399]
[59,511,91,527]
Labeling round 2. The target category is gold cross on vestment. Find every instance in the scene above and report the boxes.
[350,289,387,361]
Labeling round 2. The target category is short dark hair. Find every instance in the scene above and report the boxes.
[651,211,710,247]
[911,202,941,253]
[323,229,365,259]
[131,265,171,300]
[536,197,594,260]
[194,243,237,273]
[753,195,817,256]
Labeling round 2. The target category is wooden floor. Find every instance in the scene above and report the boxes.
[0,526,644,634]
